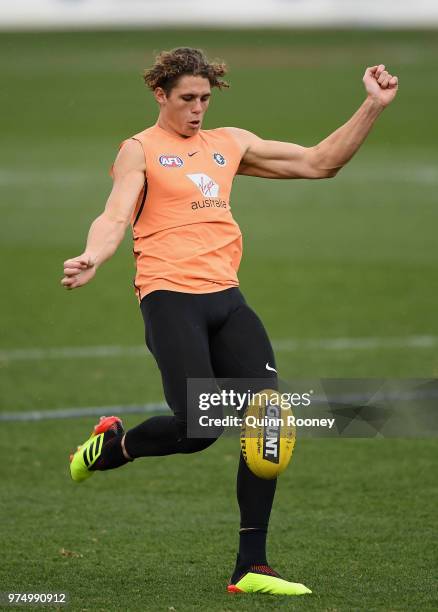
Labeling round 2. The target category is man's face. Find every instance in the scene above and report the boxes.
[155,75,211,138]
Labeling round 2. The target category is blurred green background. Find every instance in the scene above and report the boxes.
[1,29,438,412]
[0,30,437,611]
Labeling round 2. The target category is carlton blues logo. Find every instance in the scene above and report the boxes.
[159,155,184,168]
[213,152,226,166]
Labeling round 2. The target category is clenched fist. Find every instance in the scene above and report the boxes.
[363,64,398,107]
[61,254,97,290]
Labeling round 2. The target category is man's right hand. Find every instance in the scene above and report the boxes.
[61,254,97,290]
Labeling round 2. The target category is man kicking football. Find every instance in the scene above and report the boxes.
[62,47,398,595]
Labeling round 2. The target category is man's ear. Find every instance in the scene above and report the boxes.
[154,87,167,105]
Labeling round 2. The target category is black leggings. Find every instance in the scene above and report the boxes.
[124,287,278,530]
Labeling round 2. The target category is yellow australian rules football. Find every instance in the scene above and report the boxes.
[240,388,296,480]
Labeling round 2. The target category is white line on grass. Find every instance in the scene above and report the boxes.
[0,345,147,361]
[273,335,438,351]
[0,169,99,186]
[3,388,438,422]
[0,402,168,422]
[1,335,438,362]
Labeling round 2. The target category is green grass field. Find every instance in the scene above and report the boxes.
[1,29,437,611]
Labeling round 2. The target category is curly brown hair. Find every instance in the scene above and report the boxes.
[143,47,229,94]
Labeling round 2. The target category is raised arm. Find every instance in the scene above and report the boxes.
[228,64,398,180]
[61,139,146,290]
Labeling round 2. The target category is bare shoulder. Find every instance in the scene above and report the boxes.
[223,127,261,155]
[113,138,146,177]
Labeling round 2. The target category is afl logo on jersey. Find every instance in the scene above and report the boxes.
[159,155,184,168]
[213,152,226,166]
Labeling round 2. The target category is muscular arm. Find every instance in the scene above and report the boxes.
[229,64,398,180]
[61,139,145,290]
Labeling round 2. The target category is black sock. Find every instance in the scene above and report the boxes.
[124,416,182,457]
[91,435,130,471]
[231,528,268,583]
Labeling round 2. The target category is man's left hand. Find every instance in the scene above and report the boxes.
[363,64,399,108]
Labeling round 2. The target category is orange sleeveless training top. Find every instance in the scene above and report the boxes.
[127,123,244,301]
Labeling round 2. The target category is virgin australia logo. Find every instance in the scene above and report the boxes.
[187,173,219,197]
